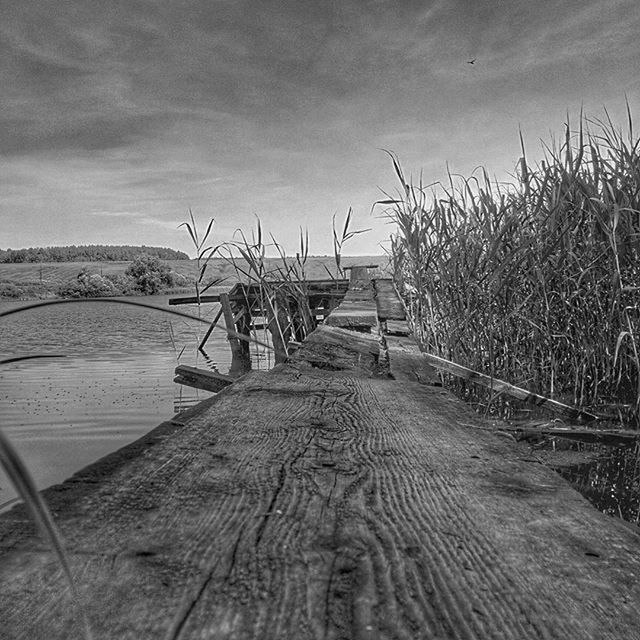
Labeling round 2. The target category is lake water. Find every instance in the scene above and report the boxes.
[0,294,266,510]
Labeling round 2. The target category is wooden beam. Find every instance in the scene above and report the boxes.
[421,352,598,422]
[169,295,221,305]
[220,293,252,376]
[344,264,379,270]
[498,424,640,445]
[325,266,378,329]
[373,278,406,321]
[173,365,234,393]
[198,306,224,352]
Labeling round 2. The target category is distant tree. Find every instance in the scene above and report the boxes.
[57,269,119,298]
[0,244,190,262]
[125,255,176,294]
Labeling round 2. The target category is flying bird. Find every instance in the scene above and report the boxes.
[467,58,476,65]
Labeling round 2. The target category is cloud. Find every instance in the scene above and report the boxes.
[1,0,639,254]
[0,112,176,156]
[87,210,141,218]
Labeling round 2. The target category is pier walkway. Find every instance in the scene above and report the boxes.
[1,268,640,638]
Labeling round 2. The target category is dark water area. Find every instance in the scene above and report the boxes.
[548,439,640,524]
[449,379,640,527]
[0,295,271,510]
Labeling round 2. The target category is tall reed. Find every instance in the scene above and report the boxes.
[379,108,640,424]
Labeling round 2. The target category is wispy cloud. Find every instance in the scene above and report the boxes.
[1,0,639,254]
[87,210,141,218]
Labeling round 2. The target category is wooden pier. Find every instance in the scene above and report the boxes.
[1,268,640,638]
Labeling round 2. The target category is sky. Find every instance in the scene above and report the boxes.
[2,0,639,257]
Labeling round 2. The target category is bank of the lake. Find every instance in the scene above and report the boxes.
[0,255,388,300]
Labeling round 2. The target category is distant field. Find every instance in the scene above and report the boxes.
[0,255,389,290]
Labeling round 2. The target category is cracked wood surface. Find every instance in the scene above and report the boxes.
[1,368,640,639]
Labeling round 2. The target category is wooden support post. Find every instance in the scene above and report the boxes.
[220,292,251,376]
[234,300,252,366]
[266,293,289,364]
[198,305,224,352]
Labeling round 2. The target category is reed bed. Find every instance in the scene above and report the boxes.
[180,210,368,365]
[379,109,640,425]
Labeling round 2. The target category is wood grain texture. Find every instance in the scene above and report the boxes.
[373,279,406,321]
[1,370,640,639]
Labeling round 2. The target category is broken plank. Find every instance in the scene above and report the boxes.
[174,364,234,393]
[291,324,381,375]
[384,319,411,336]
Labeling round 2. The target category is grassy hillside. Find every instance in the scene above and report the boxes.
[0,255,389,299]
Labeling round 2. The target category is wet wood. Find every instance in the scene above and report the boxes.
[173,365,234,393]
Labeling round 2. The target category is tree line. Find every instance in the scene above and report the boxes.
[0,245,190,263]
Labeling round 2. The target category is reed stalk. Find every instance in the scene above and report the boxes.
[378,108,640,425]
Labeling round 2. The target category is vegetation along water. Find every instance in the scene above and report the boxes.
[381,109,640,430]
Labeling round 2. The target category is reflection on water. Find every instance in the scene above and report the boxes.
[552,439,640,524]
[0,294,242,509]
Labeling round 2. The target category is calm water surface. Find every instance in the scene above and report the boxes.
[0,295,258,509]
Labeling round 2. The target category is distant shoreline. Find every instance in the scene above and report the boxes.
[0,255,388,301]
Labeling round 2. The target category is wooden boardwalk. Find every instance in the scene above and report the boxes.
[1,269,640,638]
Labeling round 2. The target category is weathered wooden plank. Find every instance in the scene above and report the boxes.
[169,295,221,305]
[325,267,378,329]
[384,319,410,336]
[173,365,234,393]
[291,324,382,375]
[323,301,378,329]
[2,370,640,638]
[373,278,406,321]
[422,352,598,422]
[502,424,640,445]
[385,335,441,385]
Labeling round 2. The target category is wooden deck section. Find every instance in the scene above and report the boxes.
[1,270,640,639]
